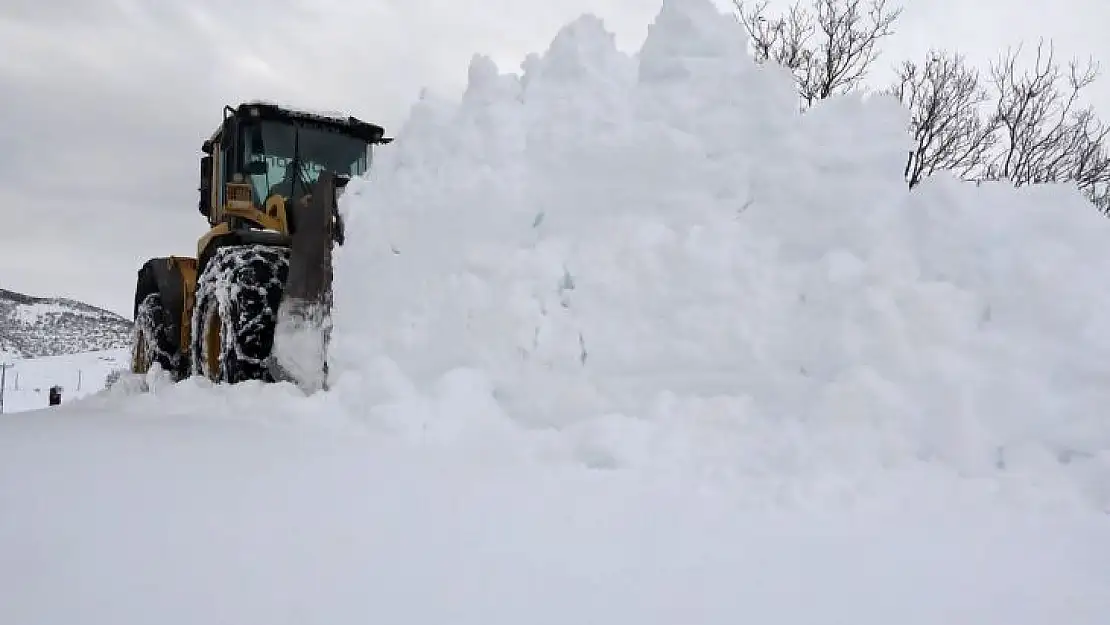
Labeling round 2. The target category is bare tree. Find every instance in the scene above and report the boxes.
[734,0,903,106]
[889,50,1000,188]
[887,40,1110,212]
[982,40,1110,209]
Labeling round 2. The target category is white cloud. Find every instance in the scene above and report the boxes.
[0,0,1106,315]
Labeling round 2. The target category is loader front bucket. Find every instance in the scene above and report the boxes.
[267,171,344,393]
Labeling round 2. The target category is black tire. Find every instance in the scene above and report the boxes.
[131,291,181,377]
[191,244,290,383]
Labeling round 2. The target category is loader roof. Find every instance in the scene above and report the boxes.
[202,101,389,154]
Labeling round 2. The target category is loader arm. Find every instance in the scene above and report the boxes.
[266,171,343,392]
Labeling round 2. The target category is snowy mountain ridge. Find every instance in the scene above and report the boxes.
[0,288,131,360]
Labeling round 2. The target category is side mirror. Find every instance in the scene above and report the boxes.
[198,156,213,217]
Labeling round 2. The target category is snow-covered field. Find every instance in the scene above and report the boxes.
[0,348,127,414]
[2,0,1109,622]
[3,402,1109,625]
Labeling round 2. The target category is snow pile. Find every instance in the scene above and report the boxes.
[323,0,1110,506]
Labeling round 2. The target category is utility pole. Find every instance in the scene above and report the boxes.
[0,362,10,415]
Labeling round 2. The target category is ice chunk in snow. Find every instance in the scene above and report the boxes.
[324,0,1110,507]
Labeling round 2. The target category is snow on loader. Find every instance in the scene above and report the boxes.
[129,102,391,393]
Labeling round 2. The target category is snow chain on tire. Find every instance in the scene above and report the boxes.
[191,244,290,383]
[132,291,181,377]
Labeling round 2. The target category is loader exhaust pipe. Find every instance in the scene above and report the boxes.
[267,171,343,393]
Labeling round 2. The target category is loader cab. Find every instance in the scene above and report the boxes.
[198,102,389,225]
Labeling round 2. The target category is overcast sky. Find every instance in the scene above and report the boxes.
[1,0,1107,316]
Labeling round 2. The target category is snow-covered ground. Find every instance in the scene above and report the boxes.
[2,0,1110,622]
[0,348,127,414]
[3,400,1109,625]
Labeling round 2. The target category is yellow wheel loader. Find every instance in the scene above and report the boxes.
[129,101,390,392]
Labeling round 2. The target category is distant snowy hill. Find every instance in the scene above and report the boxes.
[0,288,131,359]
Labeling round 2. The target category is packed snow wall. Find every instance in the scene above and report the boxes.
[318,0,1110,502]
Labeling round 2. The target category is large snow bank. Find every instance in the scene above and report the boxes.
[324,0,1110,508]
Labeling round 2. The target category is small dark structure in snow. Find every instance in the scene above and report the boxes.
[48,385,62,406]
